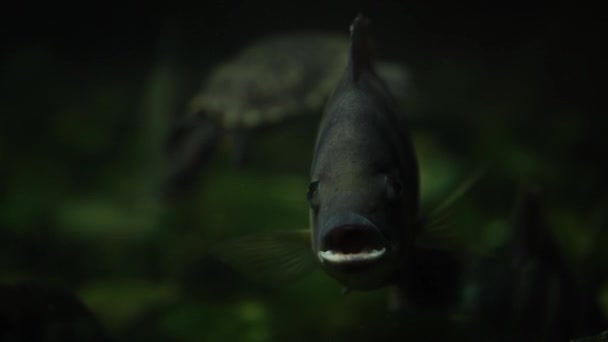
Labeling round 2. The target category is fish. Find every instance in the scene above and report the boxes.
[307,14,420,291]
[306,15,484,309]
[465,184,605,340]
[163,31,413,200]
[211,14,480,309]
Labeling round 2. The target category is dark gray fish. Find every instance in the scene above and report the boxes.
[211,14,479,309]
[306,16,482,309]
[307,14,419,291]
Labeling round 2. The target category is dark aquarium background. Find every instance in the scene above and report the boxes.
[1,1,606,341]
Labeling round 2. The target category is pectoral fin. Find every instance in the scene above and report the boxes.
[209,229,316,283]
[416,166,487,251]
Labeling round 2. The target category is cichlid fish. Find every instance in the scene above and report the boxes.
[466,185,606,341]
[212,14,479,309]
[304,15,485,311]
[307,14,419,291]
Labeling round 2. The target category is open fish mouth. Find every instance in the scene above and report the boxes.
[318,248,386,263]
[318,224,388,265]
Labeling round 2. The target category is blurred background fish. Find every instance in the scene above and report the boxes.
[164,31,412,199]
[464,185,606,341]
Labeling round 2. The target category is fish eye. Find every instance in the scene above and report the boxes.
[306,181,320,208]
[385,175,402,200]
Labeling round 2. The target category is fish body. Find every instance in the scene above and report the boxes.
[308,15,419,291]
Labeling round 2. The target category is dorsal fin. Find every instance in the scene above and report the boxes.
[348,14,375,82]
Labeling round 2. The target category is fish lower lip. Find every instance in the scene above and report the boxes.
[317,248,386,264]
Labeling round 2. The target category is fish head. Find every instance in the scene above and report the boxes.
[307,169,412,290]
